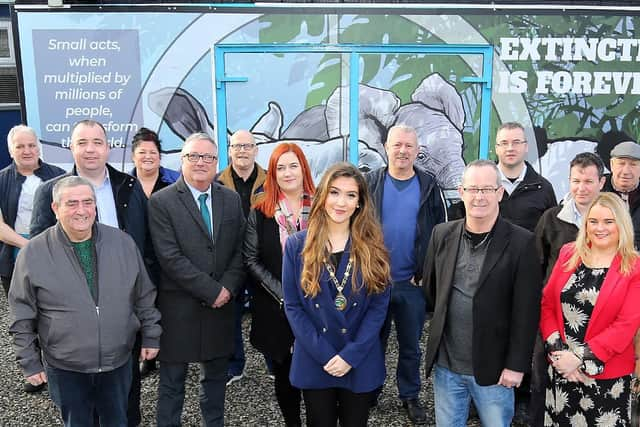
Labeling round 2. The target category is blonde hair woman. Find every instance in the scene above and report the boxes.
[540,192,640,426]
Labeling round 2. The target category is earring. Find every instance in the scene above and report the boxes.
[356,204,360,209]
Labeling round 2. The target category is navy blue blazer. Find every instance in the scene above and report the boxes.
[282,230,390,393]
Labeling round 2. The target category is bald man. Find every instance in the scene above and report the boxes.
[215,130,267,384]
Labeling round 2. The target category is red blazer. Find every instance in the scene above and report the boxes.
[540,243,640,379]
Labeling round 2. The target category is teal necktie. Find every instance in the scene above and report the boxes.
[198,193,212,237]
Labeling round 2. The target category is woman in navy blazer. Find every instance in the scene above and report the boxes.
[540,193,640,426]
[282,162,391,427]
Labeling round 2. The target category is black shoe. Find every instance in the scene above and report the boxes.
[402,399,427,425]
[139,359,157,378]
[513,401,529,425]
[24,381,45,393]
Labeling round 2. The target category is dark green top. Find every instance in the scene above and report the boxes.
[71,239,97,303]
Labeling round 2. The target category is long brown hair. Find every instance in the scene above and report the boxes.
[301,162,390,297]
[253,142,315,217]
[565,192,638,275]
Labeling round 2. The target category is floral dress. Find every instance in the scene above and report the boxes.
[544,263,633,427]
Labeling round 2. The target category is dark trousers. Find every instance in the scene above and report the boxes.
[128,333,142,426]
[380,280,426,400]
[46,357,132,427]
[302,388,375,427]
[1,274,11,297]
[529,334,549,427]
[228,292,246,376]
[157,357,228,427]
[272,354,302,426]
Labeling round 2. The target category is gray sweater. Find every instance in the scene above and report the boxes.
[9,223,161,377]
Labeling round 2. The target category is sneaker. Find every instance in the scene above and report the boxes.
[402,399,427,425]
[24,381,46,393]
[225,373,243,386]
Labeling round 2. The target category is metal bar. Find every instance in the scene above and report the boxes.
[478,46,494,159]
[218,76,249,83]
[349,51,359,165]
[216,43,494,55]
[213,47,229,168]
[215,42,495,164]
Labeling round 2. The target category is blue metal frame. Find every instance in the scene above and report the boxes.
[214,43,494,168]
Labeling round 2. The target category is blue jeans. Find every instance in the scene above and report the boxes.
[381,280,426,400]
[46,357,132,427]
[433,365,514,427]
[157,358,228,427]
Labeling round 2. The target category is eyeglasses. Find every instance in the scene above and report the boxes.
[229,143,256,151]
[183,153,217,164]
[496,140,527,148]
[463,187,500,195]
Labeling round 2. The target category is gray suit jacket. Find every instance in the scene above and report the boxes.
[148,177,245,362]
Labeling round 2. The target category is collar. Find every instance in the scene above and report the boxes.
[231,164,257,183]
[55,222,99,247]
[463,217,498,238]
[185,180,211,200]
[556,194,582,227]
[611,180,639,194]
[95,168,111,188]
[498,163,527,184]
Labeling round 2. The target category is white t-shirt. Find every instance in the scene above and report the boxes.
[14,174,43,235]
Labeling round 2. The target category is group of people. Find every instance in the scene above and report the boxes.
[1,119,640,427]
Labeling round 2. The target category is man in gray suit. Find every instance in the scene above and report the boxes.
[148,132,246,427]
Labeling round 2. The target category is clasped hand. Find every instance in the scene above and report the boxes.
[323,355,352,377]
[212,287,231,308]
[551,350,586,382]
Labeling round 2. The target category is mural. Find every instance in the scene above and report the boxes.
[14,8,640,199]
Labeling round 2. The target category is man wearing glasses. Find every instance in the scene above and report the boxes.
[495,122,556,232]
[215,130,266,386]
[148,132,245,427]
[422,160,541,427]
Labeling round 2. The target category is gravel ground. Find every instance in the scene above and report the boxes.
[0,290,523,426]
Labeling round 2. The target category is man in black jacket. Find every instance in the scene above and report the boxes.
[29,119,148,427]
[535,152,605,281]
[148,133,245,427]
[530,152,605,427]
[422,160,541,427]
[496,122,556,232]
[495,122,555,422]
[602,141,640,248]
[0,124,65,393]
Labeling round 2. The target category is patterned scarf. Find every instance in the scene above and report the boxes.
[274,192,312,253]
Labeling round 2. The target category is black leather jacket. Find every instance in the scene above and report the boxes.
[243,208,284,303]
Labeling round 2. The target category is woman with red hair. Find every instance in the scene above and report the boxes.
[243,142,315,426]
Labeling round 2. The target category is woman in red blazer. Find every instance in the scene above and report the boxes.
[540,192,640,426]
